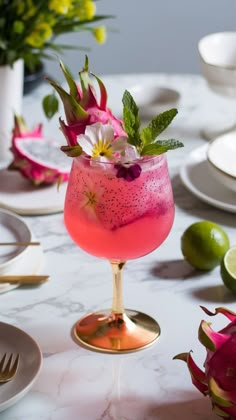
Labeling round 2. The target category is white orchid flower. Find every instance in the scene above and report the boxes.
[77,122,128,162]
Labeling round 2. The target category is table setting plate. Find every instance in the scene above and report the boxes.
[0,209,44,293]
[180,144,236,213]
[0,168,68,216]
[127,84,180,119]
[0,322,42,412]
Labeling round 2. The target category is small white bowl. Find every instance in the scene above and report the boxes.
[127,84,180,119]
[207,131,236,192]
[198,32,236,97]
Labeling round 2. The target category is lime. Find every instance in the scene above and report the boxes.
[181,220,230,271]
[221,246,236,293]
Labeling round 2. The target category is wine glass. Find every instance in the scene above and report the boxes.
[64,153,175,354]
[198,31,236,140]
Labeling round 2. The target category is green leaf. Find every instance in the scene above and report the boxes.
[61,145,82,157]
[122,90,140,147]
[141,139,184,156]
[140,109,178,145]
[60,60,78,99]
[42,93,59,120]
[47,77,88,125]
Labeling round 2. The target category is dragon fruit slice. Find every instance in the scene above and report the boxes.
[9,115,71,186]
[47,56,126,155]
[174,306,236,418]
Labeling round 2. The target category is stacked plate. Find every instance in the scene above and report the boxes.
[0,208,43,411]
[0,208,44,293]
[0,322,42,412]
[180,144,236,213]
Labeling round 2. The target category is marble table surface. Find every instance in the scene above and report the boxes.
[0,72,236,420]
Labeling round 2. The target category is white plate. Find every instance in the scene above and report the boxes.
[0,322,42,412]
[0,209,31,269]
[0,209,44,293]
[0,169,68,215]
[128,85,180,118]
[180,144,236,213]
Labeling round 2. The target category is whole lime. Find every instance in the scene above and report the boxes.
[181,220,230,271]
[221,246,236,293]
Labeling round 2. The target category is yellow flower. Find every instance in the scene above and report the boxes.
[49,0,73,15]
[93,26,107,44]
[25,23,52,48]
[74,0,96,20]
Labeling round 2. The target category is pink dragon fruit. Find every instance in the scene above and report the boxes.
[174,306,236,419]
[9,115,71,186]
[47,56,126,154]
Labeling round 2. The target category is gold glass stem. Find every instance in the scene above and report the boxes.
[110,261,126,314]
[73,260,160,353]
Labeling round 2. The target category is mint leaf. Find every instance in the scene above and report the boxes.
[122,90,141,147]
[140,109,178,145]
[141,139,184,156]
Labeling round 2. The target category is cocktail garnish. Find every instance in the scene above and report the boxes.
[115,163,142,182]
[46,56,184,180]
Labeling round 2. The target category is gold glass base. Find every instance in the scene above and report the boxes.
[73,309,160,353]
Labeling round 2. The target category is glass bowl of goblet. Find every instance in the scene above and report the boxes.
[64,153,175,353]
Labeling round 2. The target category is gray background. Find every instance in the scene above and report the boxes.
[45,0,236,81]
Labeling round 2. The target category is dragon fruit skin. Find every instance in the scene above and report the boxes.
[47,57,126,149]
[174,306,236,419]
[9,116,70,186]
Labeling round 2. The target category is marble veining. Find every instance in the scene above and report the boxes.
[0,73,235,419]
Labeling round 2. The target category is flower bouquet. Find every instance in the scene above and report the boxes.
[0,0,109,70]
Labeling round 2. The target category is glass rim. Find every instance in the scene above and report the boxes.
[75,152,166,166]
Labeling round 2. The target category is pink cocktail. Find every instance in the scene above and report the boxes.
[47,55,182,353]
[64,153,175,353]
[65,154,174,260]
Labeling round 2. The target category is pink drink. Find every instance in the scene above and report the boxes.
[64,154,174,260]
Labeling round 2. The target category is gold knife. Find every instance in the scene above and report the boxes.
[0,242,41,246]
[0,275,49,284]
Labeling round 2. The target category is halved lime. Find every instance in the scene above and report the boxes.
[221,246,236,293]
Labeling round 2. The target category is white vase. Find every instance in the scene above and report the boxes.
[0,59,24,165]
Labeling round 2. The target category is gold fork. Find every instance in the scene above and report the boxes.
[0,353,20,383]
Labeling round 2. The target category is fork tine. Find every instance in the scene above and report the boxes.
[0,353,20,383]
[0,353,6,371]
[3,353,13,374]
[9,354,19,377]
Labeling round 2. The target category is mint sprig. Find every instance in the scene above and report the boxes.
[122,90,141,147]
[140,109,177,145]
[141,139,184,156]
[122,91,184,156]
